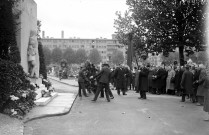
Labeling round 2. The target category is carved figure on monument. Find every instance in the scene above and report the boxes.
[27,30,37,78]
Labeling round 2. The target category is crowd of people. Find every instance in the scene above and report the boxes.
[77,61,209,121]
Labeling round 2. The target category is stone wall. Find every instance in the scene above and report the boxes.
[16,0,39,77]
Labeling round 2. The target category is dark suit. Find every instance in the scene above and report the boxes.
[78,69,88,97]
[92,67,111,102]
[114,67,126,95]
[180,69,193,101]
[138,67,149,99]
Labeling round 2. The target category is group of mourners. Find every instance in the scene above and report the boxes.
[77,61,209,121]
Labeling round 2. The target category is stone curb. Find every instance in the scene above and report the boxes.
[48,76,78,87]
[23,94,78,124]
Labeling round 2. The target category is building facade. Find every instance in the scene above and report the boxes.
[40,37,126,62]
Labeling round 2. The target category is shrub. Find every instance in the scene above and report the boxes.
[38,41,47,79]
[0,59,37,119]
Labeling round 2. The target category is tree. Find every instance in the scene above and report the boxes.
[42,47,51,66]
[160,52,179,65]
[111,50,124,65]
[38,41,47,79]
[62,47,76,65]
[51,47,62,64]
[88,49,102,64]
[75,49,88,64]
[37,20,41,39]
[125,0,207,66]
[0,0,21,63]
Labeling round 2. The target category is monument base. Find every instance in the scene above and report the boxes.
[34,92,58,106]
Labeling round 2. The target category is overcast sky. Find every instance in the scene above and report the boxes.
[34,0,128,39]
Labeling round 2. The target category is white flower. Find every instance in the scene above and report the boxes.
[12,111,17,115]
[30,82,36,87]
[10,95,19,101]
[11,109,15,113]
[22,93,27,98]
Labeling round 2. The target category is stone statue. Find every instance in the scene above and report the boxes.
[28,30,37,78]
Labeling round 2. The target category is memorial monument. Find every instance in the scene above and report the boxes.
[16,0,39,77]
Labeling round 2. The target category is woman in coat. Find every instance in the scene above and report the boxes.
[197,64,207,106]
[203,65,209,121]
[166,66,176,94]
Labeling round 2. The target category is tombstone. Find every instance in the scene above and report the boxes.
[15,0,42,99]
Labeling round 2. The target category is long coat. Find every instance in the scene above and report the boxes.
[203,77,209,112]
[166,69,175,91]
[174,68,184,90]
[138,67,149,91]
[197,69,207,97]
[180,70,193,94]
[148,69,154,88]
[151,69,158,89]
[155,68,166,89]
[114,67,125,89]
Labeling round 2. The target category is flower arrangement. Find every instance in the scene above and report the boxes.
[0,59,37,119]
[40,79,55,97]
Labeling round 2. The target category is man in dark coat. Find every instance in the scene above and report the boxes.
[91,64,111,102]
[180,65,193,102]
[138,64,150,99]
[155,66,166,95]
[192,66,201,102]
[114,65,127,95]
[78,66,88,97]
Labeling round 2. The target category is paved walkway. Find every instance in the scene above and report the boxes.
[23,76,78,123]
[24,91,209,135]
[48,75,78,87]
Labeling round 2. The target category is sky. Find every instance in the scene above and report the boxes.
[34,0,128,39]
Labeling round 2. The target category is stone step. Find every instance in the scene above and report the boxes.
[34,92,58,106]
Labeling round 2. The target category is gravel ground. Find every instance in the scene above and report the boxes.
[0,113,23,135]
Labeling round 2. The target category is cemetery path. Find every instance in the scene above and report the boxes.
[24,91,209,135]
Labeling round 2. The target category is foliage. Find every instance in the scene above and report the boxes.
[51,47,63,64]
[37,20,41,39]
[43,47,51,65]
[62,47,76,64]
[185,51,208,64]
[0,0,21,63]
[38,41,47,79]
[75,49,88,64]
[88,49,102,64]
[111,50,124,65]
[115,0,207,66]
[160,52,179,65]
[0,59,37,119]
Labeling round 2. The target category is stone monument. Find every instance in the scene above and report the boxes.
[16,0,39,77]
[15,0,43,99]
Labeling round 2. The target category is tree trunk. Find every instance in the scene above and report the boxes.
[179,46,185,66]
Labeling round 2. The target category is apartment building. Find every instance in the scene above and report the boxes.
[40,34,126,62]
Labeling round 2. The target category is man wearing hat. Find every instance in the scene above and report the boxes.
[91,63,111,102]
[78,65,88,97]
[180,64,193,102]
